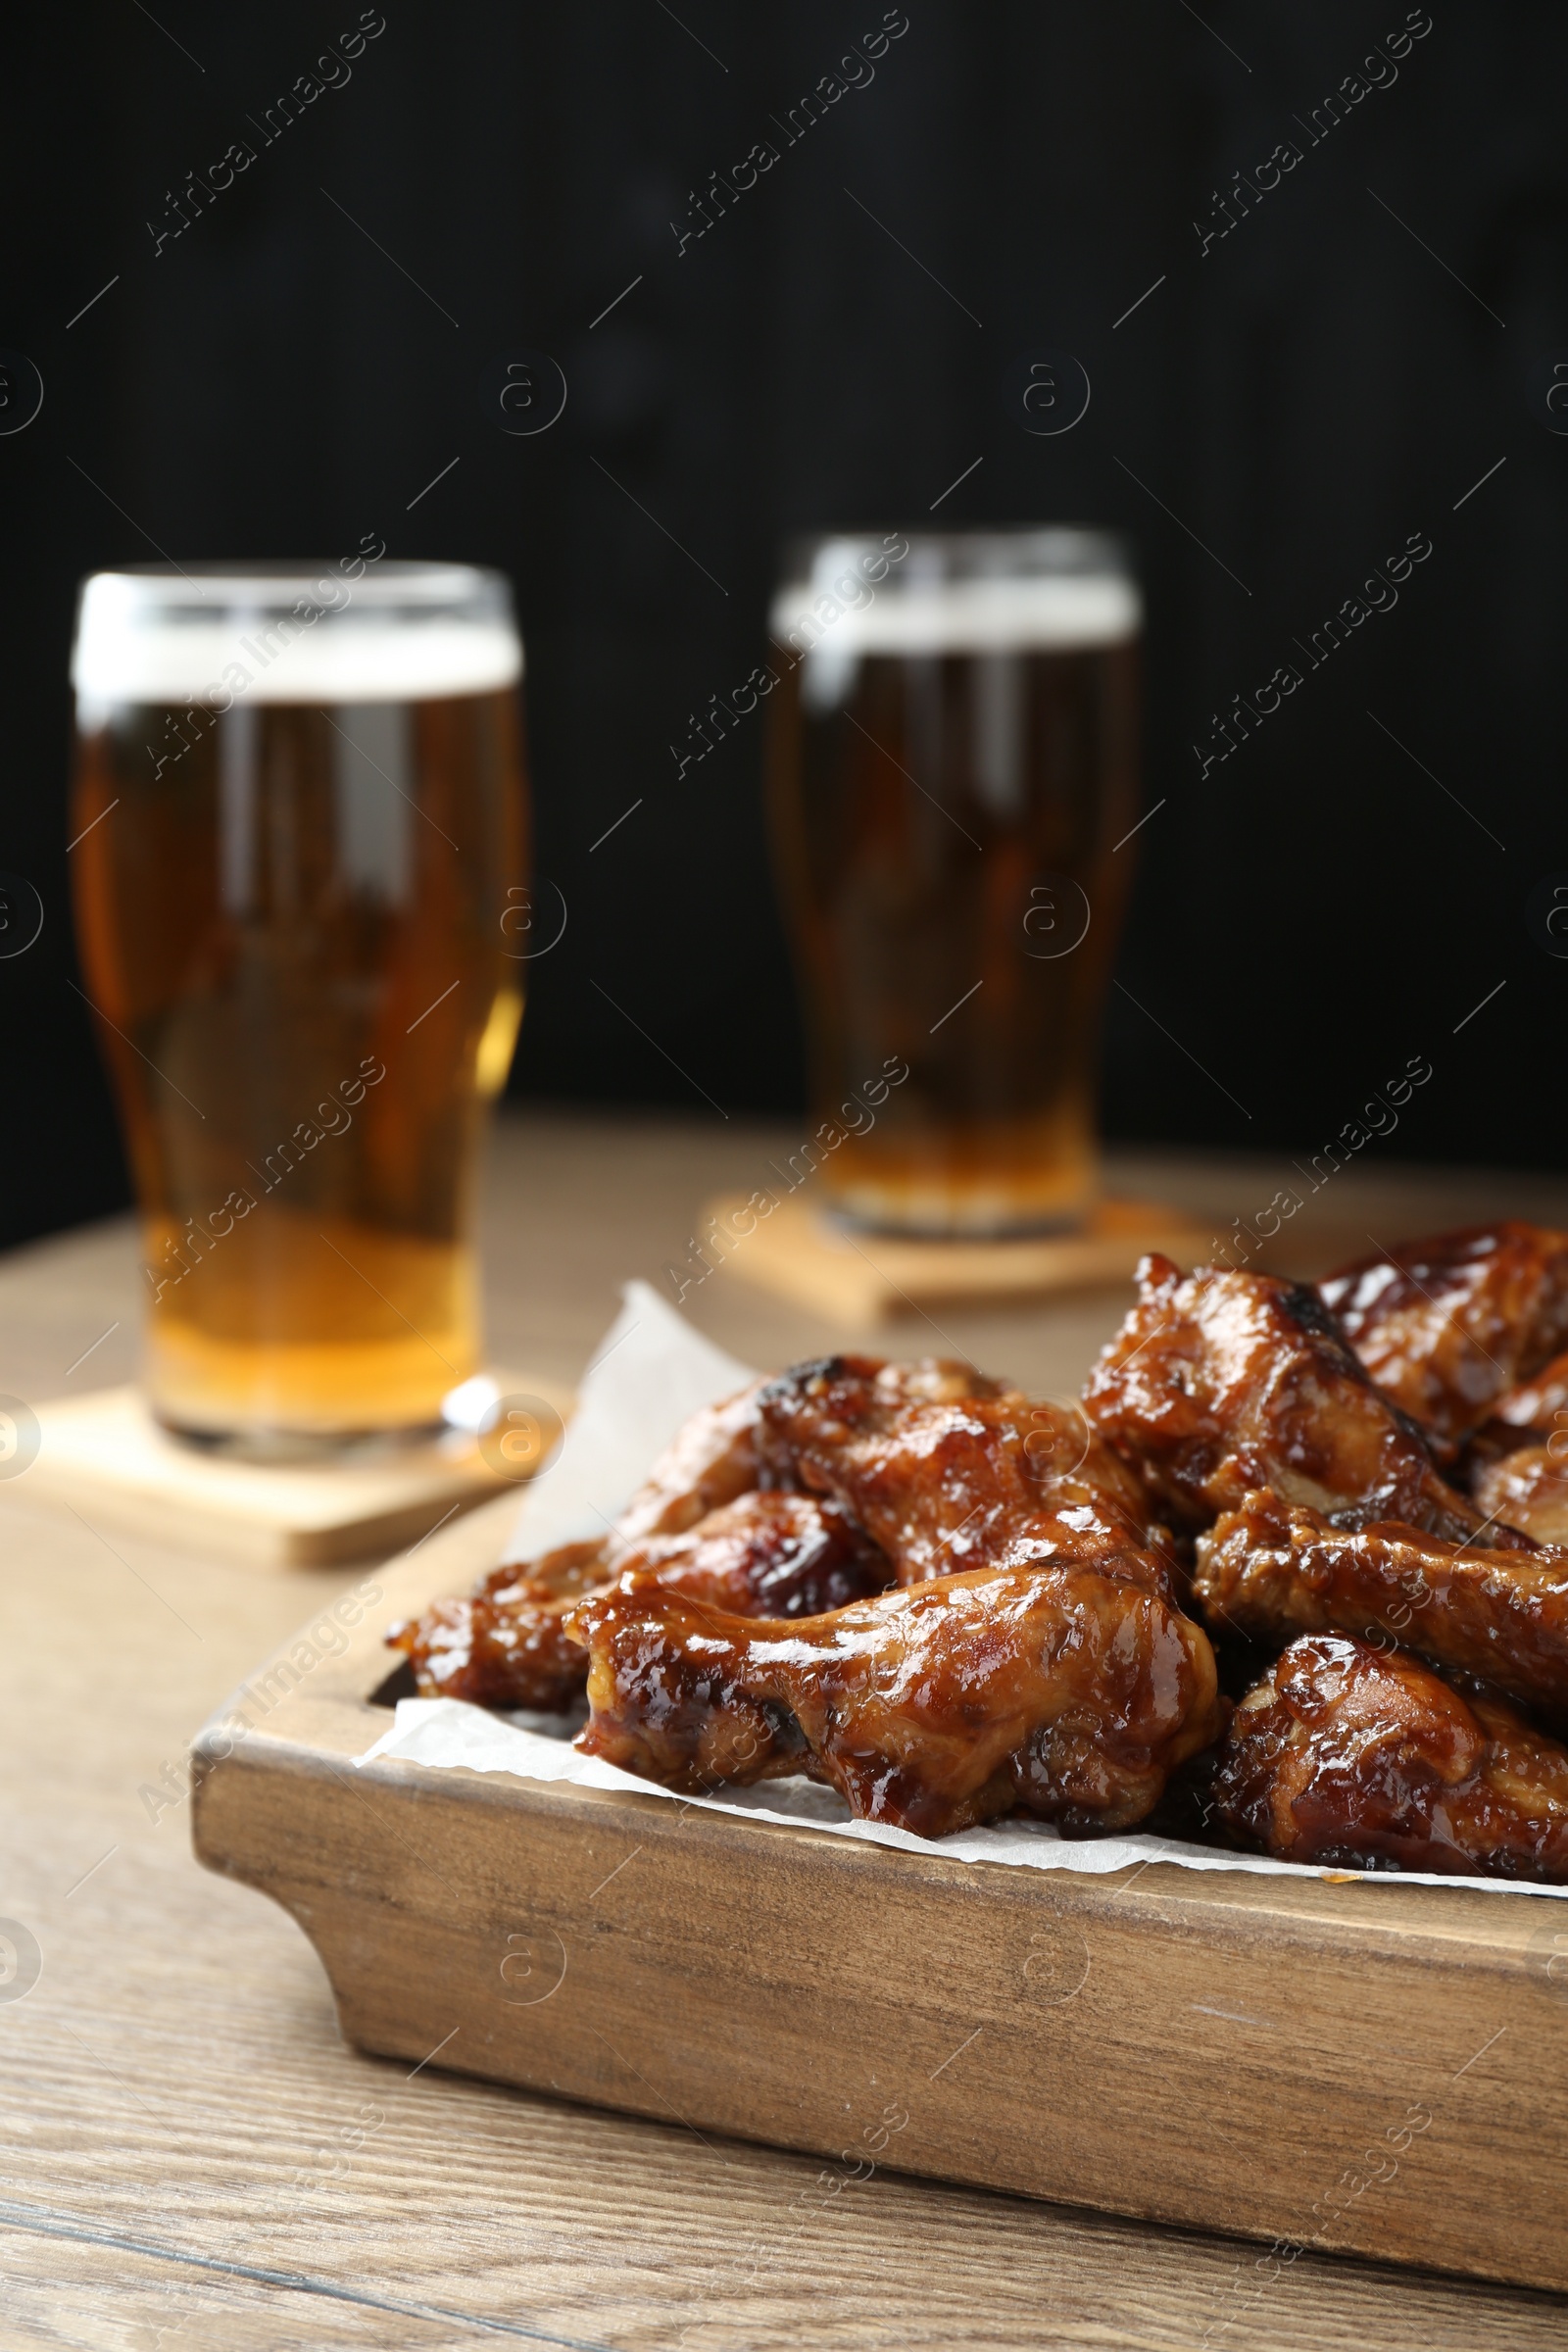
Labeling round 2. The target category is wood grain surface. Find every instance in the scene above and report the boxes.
[4,1108,1568,2350]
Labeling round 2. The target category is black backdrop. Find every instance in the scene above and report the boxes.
[5,1,1567,1250]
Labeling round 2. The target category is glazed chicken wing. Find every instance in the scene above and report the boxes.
[389,1350,1165,1711]
[389,1491,891,1711]
[612,1376,779,1540]
[1319,1222,1568,1454]
[388,1375,790,1707]
[758,1354,1172,1585]
[388,1537,612,1712]
[569,1550,1222,1839]
[1083,1254,1501,1544]
[1194,1488,1568,1729]
[1469,1446,1568,1548]
[1480,1348,1568,1443]
[1457,1349,1568,1543]
[1210,1633,1568,1881]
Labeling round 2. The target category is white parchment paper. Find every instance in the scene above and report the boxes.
[360,1284,1568,1901]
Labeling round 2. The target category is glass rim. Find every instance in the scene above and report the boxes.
[72,559,522,706]
[772,525,1140,654]
[74,559,513,613]
[780,524,1134,581]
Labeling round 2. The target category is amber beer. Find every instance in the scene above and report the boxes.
[766,529,1141,1235]
[70,561,526,1449]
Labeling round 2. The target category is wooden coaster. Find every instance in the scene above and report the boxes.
[701,1193,1210,1324]
[8,1375,573,1570]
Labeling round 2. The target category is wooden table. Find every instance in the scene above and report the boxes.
[2,1107,1565,2351]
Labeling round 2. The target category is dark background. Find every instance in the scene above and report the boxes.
[4,0,1566,1251]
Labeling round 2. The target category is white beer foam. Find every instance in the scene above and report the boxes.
[74,586,522,708]
[769,574,1140,654]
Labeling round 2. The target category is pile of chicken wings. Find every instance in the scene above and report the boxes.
[389,1220,1568,1879]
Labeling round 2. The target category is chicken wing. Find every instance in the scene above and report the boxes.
[1082,1253,1503,1544]
[388,1538,612,1711]
[568,1550,1222,1839]
[1209,1633,1568,1881]
[389,1350,1166,1712]
[757,1353,1172,1585]
[388,1492,892,1712]
[1468,1447,1568,1548]
[1194,1487,1568,1729]
[1458,1349,1568,1542]
[1318,1223,1568,1453]
[1481,1348,1568,1442]
[612,1376,780,1541]
[386,1375,791,1707]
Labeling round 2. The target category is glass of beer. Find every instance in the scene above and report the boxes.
[70,558,526,1454]
[765,526,1141,1236]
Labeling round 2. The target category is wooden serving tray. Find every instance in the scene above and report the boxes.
[191,1498,1568,2294]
